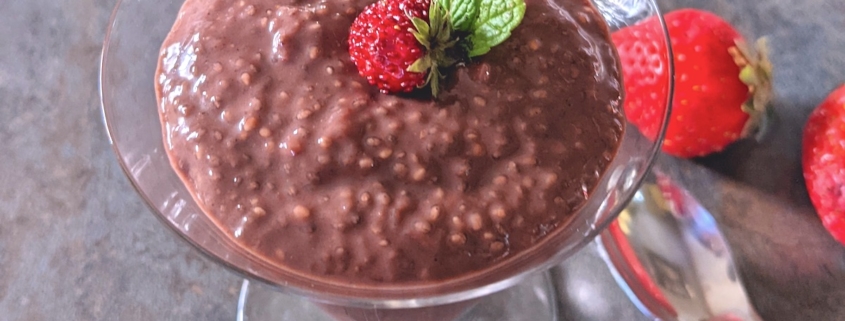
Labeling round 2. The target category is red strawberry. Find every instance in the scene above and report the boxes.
[613,9,772,158]
[348,0,526,96]
[348,0,431,94]
[803,84,845,246]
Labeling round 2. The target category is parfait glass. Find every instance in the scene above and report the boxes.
[100,0,672,319]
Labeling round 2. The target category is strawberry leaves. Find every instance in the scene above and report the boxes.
[732,38,773,141]
[408,0,458,97]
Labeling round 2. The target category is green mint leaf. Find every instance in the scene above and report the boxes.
[468,0,525,57]
[444,0,480,32]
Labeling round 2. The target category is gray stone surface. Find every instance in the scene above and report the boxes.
[1,0,844,320]
[0,0,240,320]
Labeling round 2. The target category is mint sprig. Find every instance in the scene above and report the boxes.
[445,0,526,57]
[441,0,480,32]
[467,0,526,56]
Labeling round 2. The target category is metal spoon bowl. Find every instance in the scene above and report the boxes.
[597,170,760,321]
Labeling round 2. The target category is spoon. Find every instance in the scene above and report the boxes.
[597,171,760,321]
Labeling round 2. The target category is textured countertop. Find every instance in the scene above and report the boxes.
[2,0,844,320]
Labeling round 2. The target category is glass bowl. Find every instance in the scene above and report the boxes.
[100,0,672,310]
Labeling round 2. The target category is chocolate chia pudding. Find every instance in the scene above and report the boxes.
[155,0,624,285]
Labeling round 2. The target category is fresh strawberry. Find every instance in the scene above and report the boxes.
[803,84,845,246]
[348,0,526,96]
[348,0,432,94]
[612,9,772,158]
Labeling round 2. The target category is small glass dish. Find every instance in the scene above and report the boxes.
[100,0,672,317]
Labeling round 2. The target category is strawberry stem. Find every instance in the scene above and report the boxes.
[406,0,466,97]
